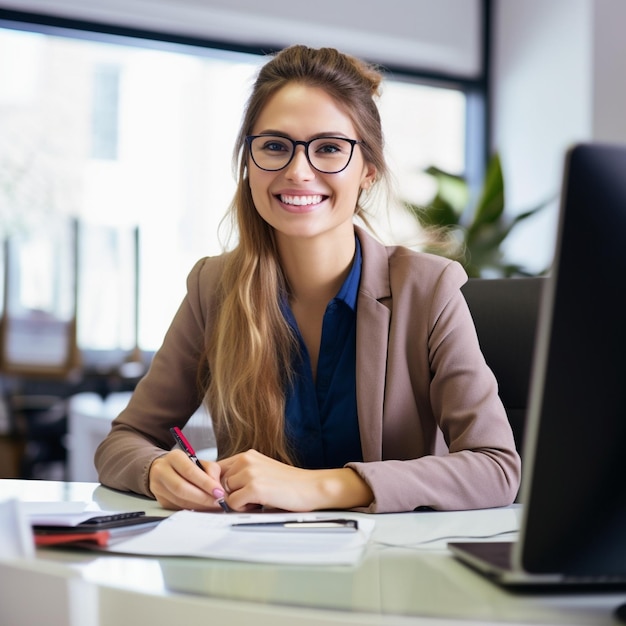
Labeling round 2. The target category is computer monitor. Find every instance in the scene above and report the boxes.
[518,142,626,583]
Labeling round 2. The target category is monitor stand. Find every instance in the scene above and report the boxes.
[615,603,626,623]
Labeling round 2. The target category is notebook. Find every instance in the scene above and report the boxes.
[449,143,626,589]
[31,510,165,547]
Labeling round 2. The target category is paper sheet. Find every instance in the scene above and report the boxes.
[21,501,99,527]
[103,511,375,565]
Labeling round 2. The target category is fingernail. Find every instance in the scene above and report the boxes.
[212,488,225,498]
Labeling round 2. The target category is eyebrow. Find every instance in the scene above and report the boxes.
[254,130,352,139]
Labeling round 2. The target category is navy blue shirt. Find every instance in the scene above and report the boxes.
[282,238,363,469]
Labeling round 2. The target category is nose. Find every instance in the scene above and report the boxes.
[284,145,315,180]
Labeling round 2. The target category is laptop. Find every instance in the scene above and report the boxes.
[449,143,626,589]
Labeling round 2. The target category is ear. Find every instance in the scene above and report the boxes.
[360,163,377,190]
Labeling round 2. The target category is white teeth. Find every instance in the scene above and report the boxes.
[280,194,323,206]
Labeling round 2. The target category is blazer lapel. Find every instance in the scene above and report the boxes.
[354,227,392,462]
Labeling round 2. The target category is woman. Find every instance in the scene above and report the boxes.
[95,45,521,513]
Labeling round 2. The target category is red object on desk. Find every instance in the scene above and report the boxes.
[34,531,111,547]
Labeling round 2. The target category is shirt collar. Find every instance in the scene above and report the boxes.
[334,235,362,312]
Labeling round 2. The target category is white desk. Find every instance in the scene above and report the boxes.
[1,479,625,626]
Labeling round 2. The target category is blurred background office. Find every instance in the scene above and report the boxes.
[0,0,624,480]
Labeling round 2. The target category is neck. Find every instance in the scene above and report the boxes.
[277,229,356,306]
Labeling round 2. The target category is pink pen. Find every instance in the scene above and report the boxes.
[170,426,231,512]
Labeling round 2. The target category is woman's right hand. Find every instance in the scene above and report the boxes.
[148,449,227,511]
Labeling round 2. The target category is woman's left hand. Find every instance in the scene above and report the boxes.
[217,449,373,512]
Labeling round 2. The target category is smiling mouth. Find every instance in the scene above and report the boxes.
[278,194,325,206]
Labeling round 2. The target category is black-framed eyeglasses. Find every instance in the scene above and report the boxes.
[245,135,362,174]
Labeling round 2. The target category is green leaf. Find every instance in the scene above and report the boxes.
[469,154,505,229]
[419,196,460,227]
[406,152,555,277]
[423,166,469,213]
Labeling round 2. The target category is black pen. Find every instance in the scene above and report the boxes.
[231,519,359,532]
[169,426,231,512]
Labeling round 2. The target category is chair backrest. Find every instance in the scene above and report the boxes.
[461,276,546,455]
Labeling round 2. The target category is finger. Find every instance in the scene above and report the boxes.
[150,451,223,510]
[202,459,223,483]
[170,451,222,492]
[216,455,237,474]
[199,460,231,509]
[155,476,222,511]
[215,455,246,496]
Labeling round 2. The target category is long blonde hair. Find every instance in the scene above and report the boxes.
[205,45,388,463]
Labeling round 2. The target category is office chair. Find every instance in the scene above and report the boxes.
[461,276,546,456]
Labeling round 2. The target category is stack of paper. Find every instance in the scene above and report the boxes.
[105,511,374,565]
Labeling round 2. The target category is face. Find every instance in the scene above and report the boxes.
[247,84,376,244]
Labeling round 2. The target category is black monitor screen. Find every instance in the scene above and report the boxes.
[519,143,626,578]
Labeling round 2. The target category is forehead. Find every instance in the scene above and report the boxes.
[253,84,357,136]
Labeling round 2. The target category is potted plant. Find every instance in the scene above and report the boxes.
[405,153,553,277]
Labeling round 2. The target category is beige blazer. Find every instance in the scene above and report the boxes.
[95,226,521,513]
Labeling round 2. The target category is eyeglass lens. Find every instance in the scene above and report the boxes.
[248,136,355,173]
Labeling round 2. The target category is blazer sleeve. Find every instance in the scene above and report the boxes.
[94,256,221,497]
[347,253,522,513]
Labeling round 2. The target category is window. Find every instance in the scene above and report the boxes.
[0,23,470,359]
[91,64,121,160]
[0,217,77,375]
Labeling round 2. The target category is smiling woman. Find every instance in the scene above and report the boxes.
[94,44,520,516]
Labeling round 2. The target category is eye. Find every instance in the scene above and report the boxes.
[260,138,290,153]
[313,138,350,155]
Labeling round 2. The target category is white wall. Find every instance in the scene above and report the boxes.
[592,0,626,142]
[492,0,626,273]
